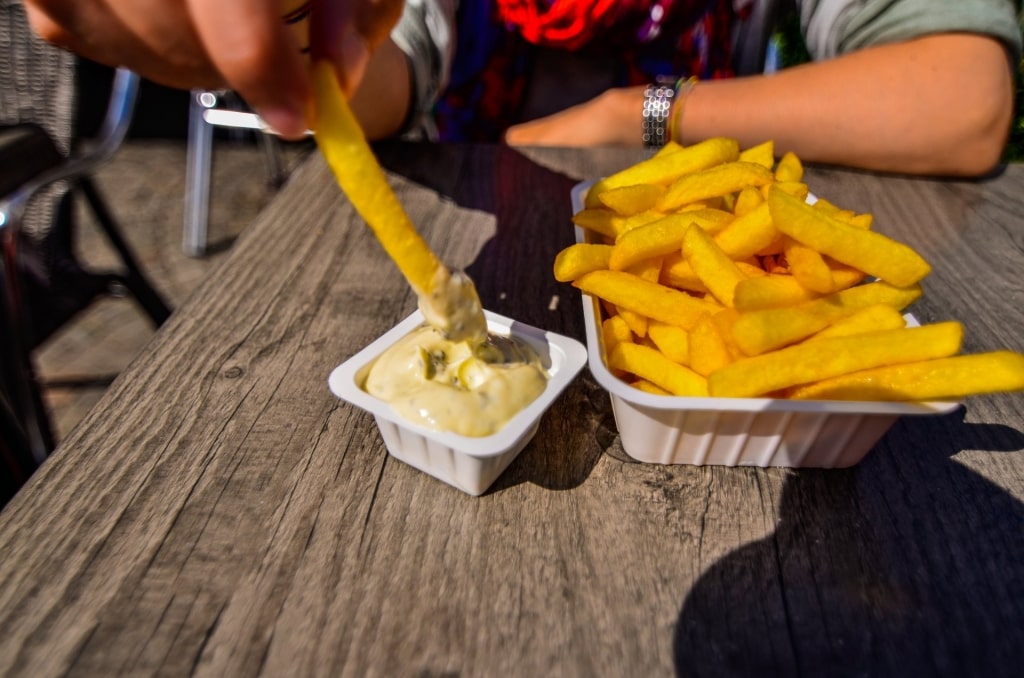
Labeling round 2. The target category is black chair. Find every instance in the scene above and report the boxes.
[1,0,172,504]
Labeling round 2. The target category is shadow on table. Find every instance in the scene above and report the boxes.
[673,406,1024,677]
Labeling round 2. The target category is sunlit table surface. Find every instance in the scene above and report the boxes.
[1,143,1022,677]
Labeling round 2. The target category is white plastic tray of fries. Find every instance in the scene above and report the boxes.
[563,139,981,468]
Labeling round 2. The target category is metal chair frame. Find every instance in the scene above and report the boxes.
[1,67,171,464]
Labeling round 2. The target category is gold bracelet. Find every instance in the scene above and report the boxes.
[668,76,699,144]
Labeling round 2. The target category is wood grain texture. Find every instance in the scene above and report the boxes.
[1,144,1022,677]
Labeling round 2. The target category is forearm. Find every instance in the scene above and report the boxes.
[679,34,1015,176]
[349,38,412,140]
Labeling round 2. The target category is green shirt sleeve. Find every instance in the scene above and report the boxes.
[800,0,1022,63]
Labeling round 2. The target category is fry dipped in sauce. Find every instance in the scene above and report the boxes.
[310,61,548,434]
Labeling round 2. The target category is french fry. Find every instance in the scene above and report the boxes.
[574,270,714,330]
[602,314,634,355]
[610,210,732,270]
[707,322,963,398]
[774,151,804,183]
[788,351,1024,401]
[733,185,765,217]
[573,208,664,240]
[597,184,666,216]
[648,320,691,365]
[738,140,774,169]
[616,306,649,338]
[689,315,733,376]
[681,224,747,308]
[311,61,441,297]
[733,274,819,310]
[804,303,906,341]
[713,202,780,260]
[731,307,832,356]
[802,280,923,319]
[769,187,931,287]
[609,343,709,396]
[586,137,740,207]
[631,379,672,395]
[659,161,775,212]
[660,253,708,293]
[784,237,835,293]
[553,243,613,282]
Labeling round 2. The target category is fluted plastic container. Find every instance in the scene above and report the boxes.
[329,310,588,494]
[571,180,959,467]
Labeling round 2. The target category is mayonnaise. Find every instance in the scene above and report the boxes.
[364,324,549,437]
[418,267,488,346]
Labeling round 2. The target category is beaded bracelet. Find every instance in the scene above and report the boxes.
[641,81,676,148]
[642,76,699,148]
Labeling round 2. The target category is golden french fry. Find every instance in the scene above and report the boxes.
[609,211,731,270]
[553,243,613,282]
[738,140,774,169]
[732,185,765,217]
[713,202,780,260]
[609,343,708,396]
[805,303,906,341]
[616,306,649,338]
[733,274,819,310]
[711,307,743,360]
[784,237,834,293]
[788,351,1024,401]
[574,270,714,330]
[764,181,809,201]
[689,315,733,376]
[682,224,747,308]
[774,151,804,183]
[707,322,963,397]
[573,208,664,240]
[769,187,931,287]
[659,161,775,212]
[586,137,740,207]
[311,61,441,296]
[647,320,690,365]
[626,255,663,282]
[631,379,672,395]
[654,141,684,157]
[597,184,667,216]
[660,253,708,293]
[825,261,869,292]
[571,208,620,240]
[602,314,634,355]
[731,307,832,356]
[802,280,922,318]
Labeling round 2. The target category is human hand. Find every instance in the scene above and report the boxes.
[23,0,403,139]
[504,87,643,148]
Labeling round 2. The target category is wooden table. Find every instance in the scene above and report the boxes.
[2,144,1022,677]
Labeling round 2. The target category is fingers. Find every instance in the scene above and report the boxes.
[310,0,404,96]
[187,0,310,138]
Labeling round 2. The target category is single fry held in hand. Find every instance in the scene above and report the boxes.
[310,61,485,343]
[555,137,1024,402]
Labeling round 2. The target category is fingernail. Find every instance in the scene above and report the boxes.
[259,105,307,139]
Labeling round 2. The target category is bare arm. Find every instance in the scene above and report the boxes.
[349,38,412,140]
[506,33,1016,177]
